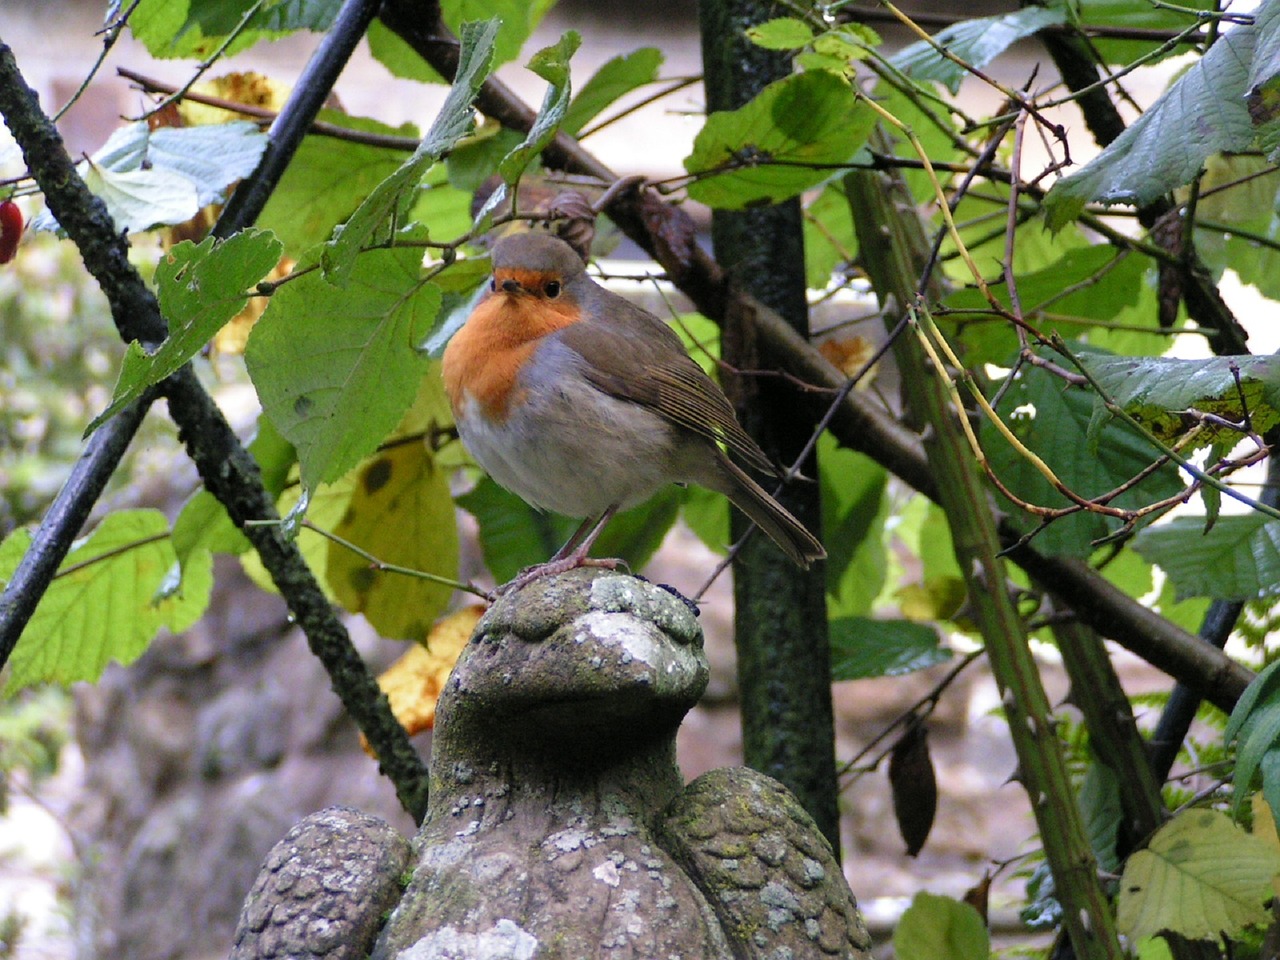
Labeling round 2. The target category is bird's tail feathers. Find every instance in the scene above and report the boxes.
[712,455,826,568]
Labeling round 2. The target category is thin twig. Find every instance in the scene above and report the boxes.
[51,0,143,124]
[116,67,423,151]
[133,0,269,120]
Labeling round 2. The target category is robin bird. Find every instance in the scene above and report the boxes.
[442,232,825,589]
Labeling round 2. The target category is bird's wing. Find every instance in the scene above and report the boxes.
[557,291,777,477]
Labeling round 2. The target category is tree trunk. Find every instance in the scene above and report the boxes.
[697,0,839,851]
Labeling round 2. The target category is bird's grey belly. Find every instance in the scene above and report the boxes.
[455,378,689,519]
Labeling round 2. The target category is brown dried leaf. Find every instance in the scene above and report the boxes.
[817,334,876,380]
[888,722,937,857]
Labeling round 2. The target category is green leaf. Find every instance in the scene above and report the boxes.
[156,546,213,633]
[130,0,341,58]
[172,490,249,564]
[592,490,681,573]
[794,25,880,74]
[322,18,500,284]
[1261,750,1280,832]
[406,166,475,245]
[128,0,187,56]
[1194,157,1280,301]
[745,17,815,51]
[803,182,858,289]
[32,121,269,233]
[681,485,729,555]
[562,48,663,136]
[246,247,442,490]
[423,267,490,357]
[1045,24,1259,228]
[446,124,526,192]
[1247,0,1280,158]
[1080,760,1123,873]
[1100,545,1207,634]
[366,18,446,84]
[2,510,211,692]
[89,230,283,432]
[1079,352,1280,442]
[862,80,962,208]
[890,7,1067,94]
[686,70,873,209]
[457,477,574,579]
[1135,513,1280,602]
[78,165,199,236]
[106,121,267,207]
[943,246,1152,366]
[893,892,989,960]
[1154,568,1211,633]
[1227,660,1280,745]
[1230,697,1280,821]
[457,477,678,583]
[1135,936,1176,960]
[822,438,888,618]
[981,352,1184,556]
[829,618,951,681]
[918,501,962,583]
[188,0,340,41]
[1118,809,1280,943]
[440,0,556,69]
[497,31,582,186]
[260,112,418,256]
[1072,0,1219,65]
[239,469,355,599]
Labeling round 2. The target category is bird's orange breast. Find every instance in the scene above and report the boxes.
[442,291,582,423]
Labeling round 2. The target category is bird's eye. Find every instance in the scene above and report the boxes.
[489,277,497,292]
[544,280,562,299]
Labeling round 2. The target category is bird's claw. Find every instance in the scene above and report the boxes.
[496,556,627,597]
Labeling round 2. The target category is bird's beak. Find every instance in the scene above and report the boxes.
[500,278,521,294]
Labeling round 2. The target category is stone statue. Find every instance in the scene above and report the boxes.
[231,569,872,959]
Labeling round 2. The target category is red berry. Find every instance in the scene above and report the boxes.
[0,200,22,264]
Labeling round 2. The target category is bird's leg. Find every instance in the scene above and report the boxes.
[549,513,604,562]
[498,506,624,595]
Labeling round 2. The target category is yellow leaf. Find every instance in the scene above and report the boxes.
[328,441,460,639]
[392,365,463,468]
[1118,808,1280,944]
[363,604,484,753]
[1253,793,1280,853]
[180,71,292,127]
[897,576,967,622]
